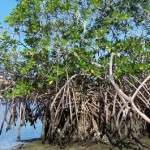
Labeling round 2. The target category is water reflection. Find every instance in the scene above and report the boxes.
[0,105,42,150]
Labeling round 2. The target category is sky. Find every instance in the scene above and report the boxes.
[0,0,17,24]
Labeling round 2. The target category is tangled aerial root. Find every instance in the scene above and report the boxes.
[0,55,150,148]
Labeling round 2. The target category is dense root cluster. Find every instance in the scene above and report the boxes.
[0,73,150,148]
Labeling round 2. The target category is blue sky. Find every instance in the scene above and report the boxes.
[0,0,17,23]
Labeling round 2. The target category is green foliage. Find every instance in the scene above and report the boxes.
[5,81,33,98]
[0,0,150,98]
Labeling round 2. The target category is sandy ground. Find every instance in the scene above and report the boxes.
[16,137,150,150]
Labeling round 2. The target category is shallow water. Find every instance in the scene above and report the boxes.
[0,105,42,150]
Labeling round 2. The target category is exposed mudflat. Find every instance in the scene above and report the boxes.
[16,137,150,150]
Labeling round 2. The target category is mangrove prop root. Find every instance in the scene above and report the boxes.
[0,71,149,147]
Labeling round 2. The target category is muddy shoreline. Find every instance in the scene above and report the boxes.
[15,137,150,150]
